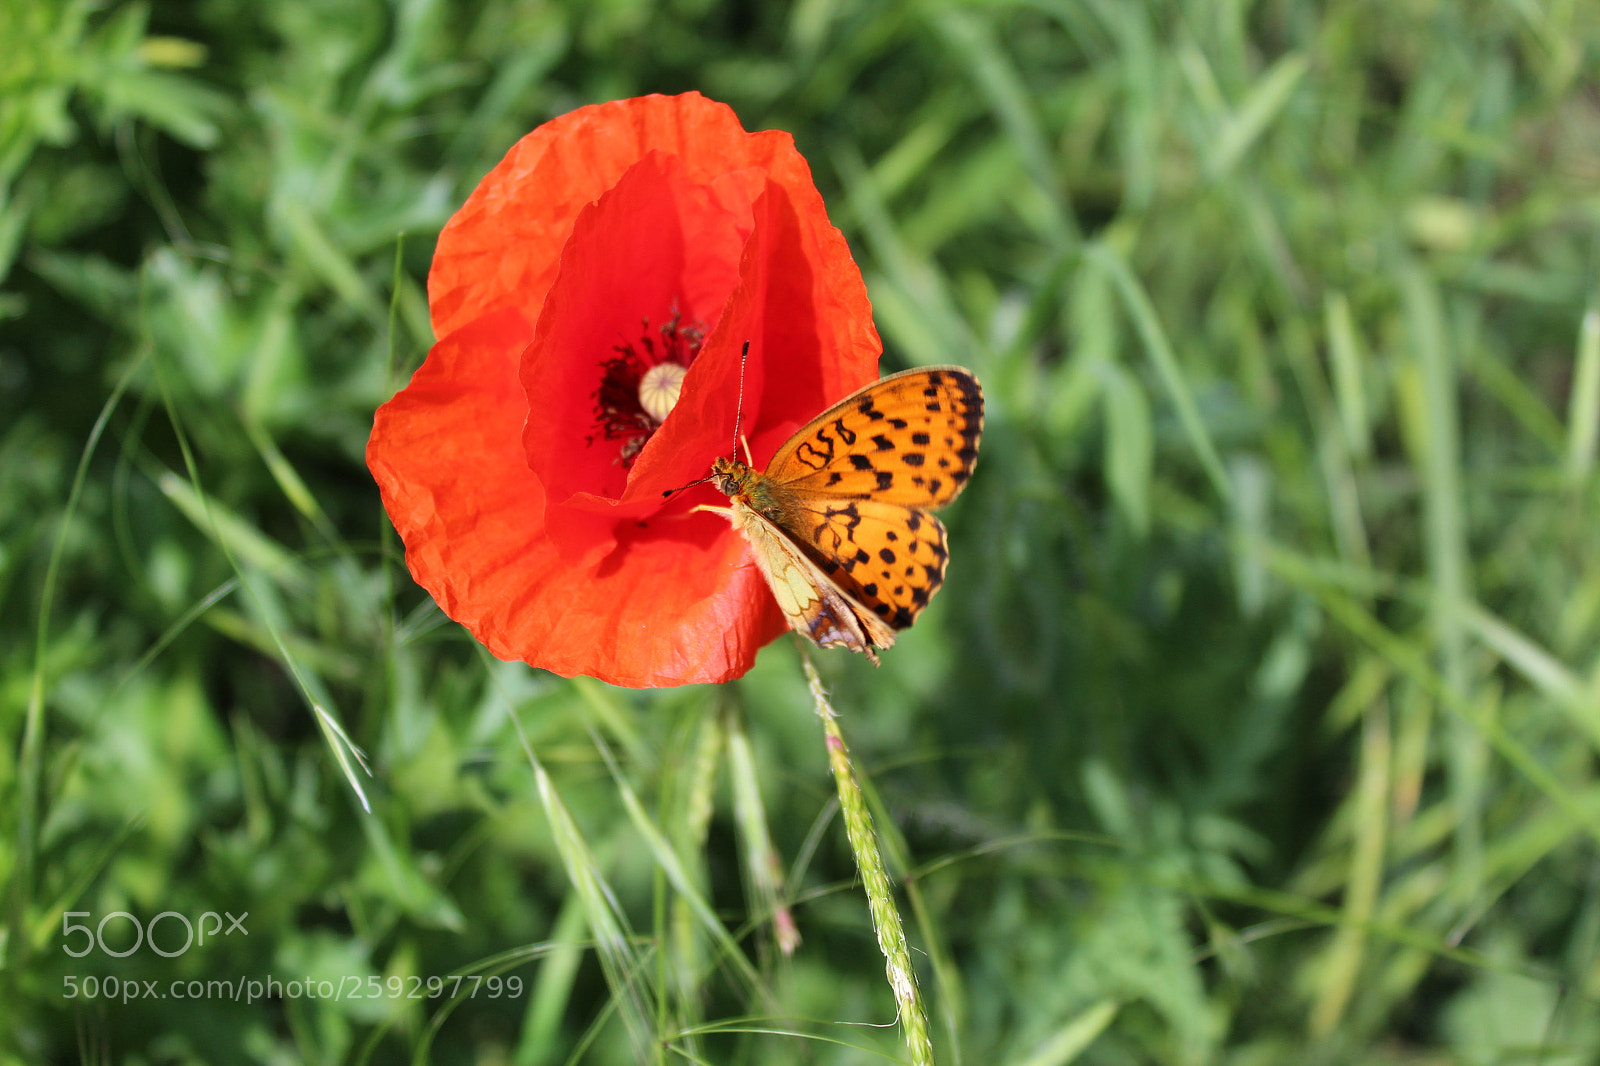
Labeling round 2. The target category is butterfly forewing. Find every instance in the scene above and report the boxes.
[765,367,983,508]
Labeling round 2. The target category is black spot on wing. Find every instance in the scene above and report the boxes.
[795,439,831,470]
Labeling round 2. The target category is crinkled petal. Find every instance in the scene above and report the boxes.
[375,92,885,687]
[521,150,754,557]
[368,309,785,686]
[430,92,876,368]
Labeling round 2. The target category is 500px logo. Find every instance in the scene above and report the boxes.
[61,911,248,958]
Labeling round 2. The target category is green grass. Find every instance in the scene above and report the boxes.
[5,0,1600,1063]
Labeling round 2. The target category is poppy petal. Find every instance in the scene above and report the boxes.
[522,150,753,523]
[369,309,787,686]
[374,93,883,686]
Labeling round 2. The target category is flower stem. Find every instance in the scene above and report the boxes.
[802,656,933,1065]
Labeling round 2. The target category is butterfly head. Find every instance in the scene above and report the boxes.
[709,454,753,498]
[658,454,750,503]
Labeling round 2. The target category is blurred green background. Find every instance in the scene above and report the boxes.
[5,0,1600,1062]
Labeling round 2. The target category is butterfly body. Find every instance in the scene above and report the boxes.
[701,366,984,663]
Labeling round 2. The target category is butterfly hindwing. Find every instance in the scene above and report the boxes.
[725,498,898,660]
[787,496,950,632]
[765,366,983,509]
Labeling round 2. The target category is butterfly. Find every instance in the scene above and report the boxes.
[698,366,984,664]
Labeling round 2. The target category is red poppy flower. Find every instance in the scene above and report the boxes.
[368,93,881,687]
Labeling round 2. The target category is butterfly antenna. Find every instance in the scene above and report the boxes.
[661,474,713,500]
[662,340,750,499]
[730,340,749,459]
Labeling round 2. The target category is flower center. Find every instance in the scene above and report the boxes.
[589,310,704,467]
[639,362,686,423]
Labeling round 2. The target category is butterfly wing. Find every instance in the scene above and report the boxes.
[784,496,951,632]
[764,366,984,508]
[706,366,983,661]
[722,497,898,662]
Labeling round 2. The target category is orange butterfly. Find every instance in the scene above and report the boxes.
[699,366,984,663]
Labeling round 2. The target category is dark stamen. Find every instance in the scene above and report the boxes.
[588,307,706,467]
